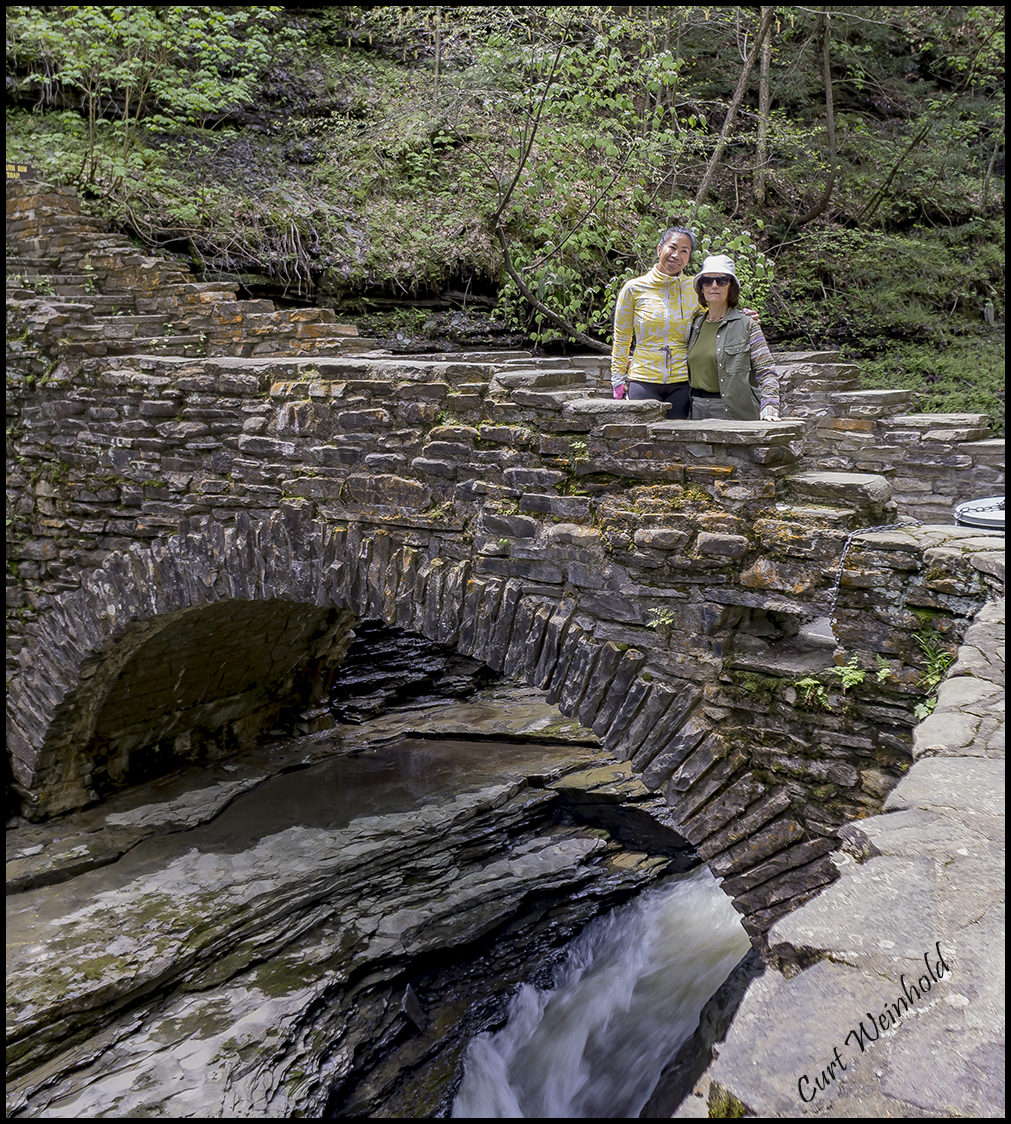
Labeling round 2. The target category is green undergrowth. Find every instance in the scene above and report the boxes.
[844,333,1005,438]
[7,6,1004,362]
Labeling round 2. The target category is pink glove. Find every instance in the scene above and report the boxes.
[613,384,627,400]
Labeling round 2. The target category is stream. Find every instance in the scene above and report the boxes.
[7,624,751,1119]
[452,868,750,1119]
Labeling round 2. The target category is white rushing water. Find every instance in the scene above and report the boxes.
[452,866,750,1119]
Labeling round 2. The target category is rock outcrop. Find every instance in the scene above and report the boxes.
[676,598,1005,1118]
[7,684,685,1118]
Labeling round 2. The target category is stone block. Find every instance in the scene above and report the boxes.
[600,674,653,747]
[699,793,797,868]
[590,647,647,737]
[721,836,836,896]
[543,522,602,547]
[477,556,564,584]
[696,532,750,558]
[343,474,431,510]
[364,453,407,472]
[575,641,625,728]
[545,625,587,708]
[410,457,457,478]
[480,511,540,538]
[519,494,592,519]
[504,467,566,488]
[788,470,893,507]
[556,632,601,715]
[479,424,535,447]
[651,419,806,445]
[738,557,822,595]
[155,420,210,441]
[477,578,524,671]
[563,398,667,426]
[642,720,707,789]
[534,601,577,690]
[634,526,693,551]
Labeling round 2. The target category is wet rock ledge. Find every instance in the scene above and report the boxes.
[679,596,1005,1119]
[6,684,692,1118]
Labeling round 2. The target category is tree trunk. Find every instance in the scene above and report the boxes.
[858,117,932,223]
[434,5,442,104]
[494,226,609,353]
[793,10,837,225]
[696,6,775,203]
[754,7,773,207]
[981,115,1004,210]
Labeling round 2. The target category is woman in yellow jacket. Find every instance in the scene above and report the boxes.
[610,227,698,418]
[610,228,760,418]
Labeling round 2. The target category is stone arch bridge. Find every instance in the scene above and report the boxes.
[6,182,1005,940]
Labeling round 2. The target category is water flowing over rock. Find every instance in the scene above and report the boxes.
[451,867,751,1119]
[7,681,695,1118]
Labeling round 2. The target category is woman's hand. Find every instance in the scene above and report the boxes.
[743,307,761,324]
[760,405,780,421]
[613,384,627,399]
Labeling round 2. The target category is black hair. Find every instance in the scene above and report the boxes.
[658,226,696,253]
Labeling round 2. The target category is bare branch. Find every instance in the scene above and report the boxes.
[490,20,573,227]
[794,9,837,225]
[696,6,775,203]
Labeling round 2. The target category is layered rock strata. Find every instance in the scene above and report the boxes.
[7,687,687,1118]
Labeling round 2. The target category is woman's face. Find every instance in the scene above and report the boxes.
[657,234,693,276]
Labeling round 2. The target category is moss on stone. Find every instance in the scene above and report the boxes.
[708,1079,748,1118]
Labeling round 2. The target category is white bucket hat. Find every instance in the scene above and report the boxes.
[693,254,737,298]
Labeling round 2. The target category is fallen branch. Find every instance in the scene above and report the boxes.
[494,224,609,353]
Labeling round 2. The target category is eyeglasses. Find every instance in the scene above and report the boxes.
[700,276,732,287]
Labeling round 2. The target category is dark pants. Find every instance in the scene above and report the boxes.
[690,394,730,420]
[628,380,690,419]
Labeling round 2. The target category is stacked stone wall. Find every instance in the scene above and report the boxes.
[6,181,1005,940]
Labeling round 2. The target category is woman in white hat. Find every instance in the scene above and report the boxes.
[685,254,780,421]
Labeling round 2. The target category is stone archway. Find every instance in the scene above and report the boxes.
[8,504,710,824]
[8,507,358,817]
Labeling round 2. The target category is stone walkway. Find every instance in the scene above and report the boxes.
[679,594,1005,1118]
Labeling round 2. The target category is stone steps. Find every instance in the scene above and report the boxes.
[828,389,917,417]
[92,313,183,339]
[774,350,844,364]
[436,350,533,363]
[108,335,209,357]
[495,356,573,369]
[883,413,993,442]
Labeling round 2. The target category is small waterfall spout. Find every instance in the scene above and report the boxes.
[451,866,750,1119]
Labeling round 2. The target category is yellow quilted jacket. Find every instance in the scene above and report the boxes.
[610,267,702,388]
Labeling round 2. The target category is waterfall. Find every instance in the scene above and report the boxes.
[452,865,750,1119]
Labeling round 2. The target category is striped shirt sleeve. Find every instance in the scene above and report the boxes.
[748,319,780,413]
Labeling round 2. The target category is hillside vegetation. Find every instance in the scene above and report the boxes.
[6,4,1005,431]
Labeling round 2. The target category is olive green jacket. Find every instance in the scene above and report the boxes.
[685,309,779,421]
